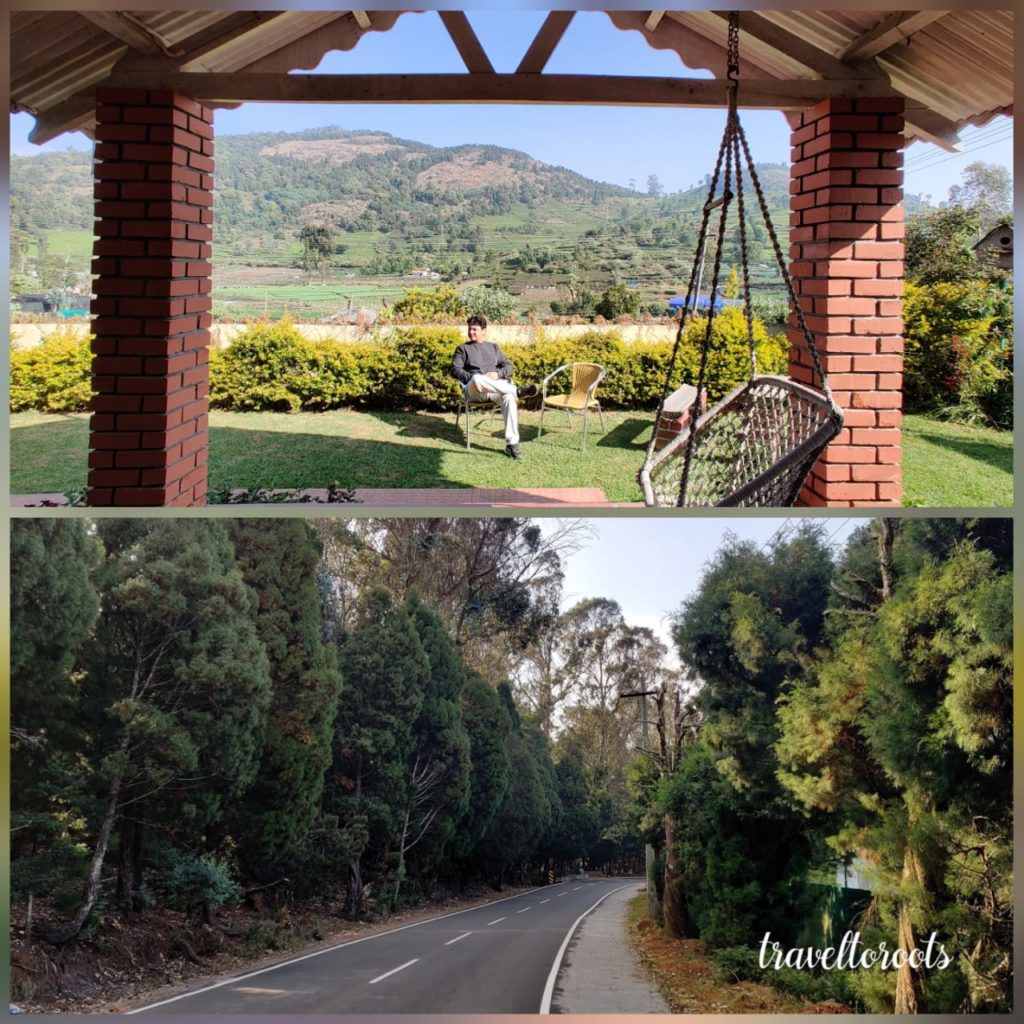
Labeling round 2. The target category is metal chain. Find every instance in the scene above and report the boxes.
[641,103,734,467]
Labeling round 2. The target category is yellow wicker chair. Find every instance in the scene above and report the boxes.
[538,362,606,450]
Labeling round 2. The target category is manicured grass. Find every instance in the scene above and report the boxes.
[9,408,654,503]
[901,414,1013,507]
[10,410,1012,507]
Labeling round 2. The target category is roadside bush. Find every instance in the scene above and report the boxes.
[163,851,241,922]
[710,945,861,1009]
[9,327,93,411]
[903,279,1012,427]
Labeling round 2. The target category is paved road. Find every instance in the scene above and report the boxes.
[129,878,633,1014]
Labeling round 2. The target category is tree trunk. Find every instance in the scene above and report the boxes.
[345,859,364,919]
[894,844,926,1013]
[40,764,124,943]
[878,519,897,600]
[662,811,691,938]
[645,843,660,921]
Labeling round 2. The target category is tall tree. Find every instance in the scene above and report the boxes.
[776,520,1013,1012]
[228,521,343,884]
[947,161,1012,233]
[326,588,429,916]
[399,594,472,884]
[44,520,272,939]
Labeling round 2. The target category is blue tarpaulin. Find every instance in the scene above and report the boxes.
[667,294,732,312]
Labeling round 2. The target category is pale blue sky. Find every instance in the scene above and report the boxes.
[553,516,862,665]
[9,10,1012,204]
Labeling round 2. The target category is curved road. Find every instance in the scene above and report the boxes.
[129,878,632,1014]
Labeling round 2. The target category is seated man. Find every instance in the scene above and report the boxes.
[451,314,537,459]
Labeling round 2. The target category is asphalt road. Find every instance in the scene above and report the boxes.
[129,877,632,1014]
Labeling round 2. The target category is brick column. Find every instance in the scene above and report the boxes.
[788,97,904,506]
[88,89,213,507]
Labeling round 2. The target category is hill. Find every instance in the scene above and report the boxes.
[9,125,926,313]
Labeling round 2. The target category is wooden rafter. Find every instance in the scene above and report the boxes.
[718,11,884,82]
[438,12,494,74]
[352,11,373,32]
[840,11,948,62]
[516,12,574,75]
[101,70,898,109]
[78,12,181,58]
[644,12,665,33]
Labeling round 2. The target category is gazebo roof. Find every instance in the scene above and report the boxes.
[10,8,1013,151]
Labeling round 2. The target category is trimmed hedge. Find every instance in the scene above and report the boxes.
[10,327,93,412]
[10,313,788,414]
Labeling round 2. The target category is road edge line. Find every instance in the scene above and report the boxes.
[538,882,633,1014]
[125,883,549,1014]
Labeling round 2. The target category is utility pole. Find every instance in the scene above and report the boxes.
[619,687,660,922]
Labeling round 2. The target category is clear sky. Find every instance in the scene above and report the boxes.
[550,515,863,668]
[8,10,1012,204]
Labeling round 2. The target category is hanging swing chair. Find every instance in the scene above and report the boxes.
[638,12,844,508]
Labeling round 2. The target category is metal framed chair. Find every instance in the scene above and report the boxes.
[455,388,500,449]
[538,362,606,450]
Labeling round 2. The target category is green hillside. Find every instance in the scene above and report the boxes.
[10,125,926,315]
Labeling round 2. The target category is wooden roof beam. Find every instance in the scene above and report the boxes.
[717,11,884,81]
[516,11,574,74]
[78,11,182,59]
[438,12,495,74]
[352,11,373,32]
[645,12,665,33]
[101,70,900,109]
[840,12,949,62]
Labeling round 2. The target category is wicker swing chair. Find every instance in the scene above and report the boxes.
[638,13,844,508]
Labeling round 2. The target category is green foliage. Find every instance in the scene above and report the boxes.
[229,521,344,882]
[709,946,860,1008]
[595,283,642,319]
[388,284,467,323]
[902,279,1011,427]
[9,327,93,411]
[15,314,786,416]
[461,284,518,321]
[163,851,241,919]
[905,206,985,284]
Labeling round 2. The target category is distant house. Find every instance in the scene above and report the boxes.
[973,222,1013,271]
[409,268,441,280]
[328,306,378,326]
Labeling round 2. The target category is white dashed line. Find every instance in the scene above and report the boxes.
[488,917,506,926]
[445,932,472,947]
[517,906,532,914]
[572,886,583,891]
[540,898,551,904]
[369,960,419,985]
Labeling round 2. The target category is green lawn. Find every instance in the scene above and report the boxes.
[901,414,1013,507]
[10,409,1012,507]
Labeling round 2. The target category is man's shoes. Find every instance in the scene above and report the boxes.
[516,383,539,399]
[505,443,524,460]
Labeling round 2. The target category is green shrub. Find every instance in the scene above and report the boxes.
[163,851,240,921]
[10,327,93,411]
[386,284,466,323]
[903,279,1012,427]
[462,284,518,322]
[12,313,787,415]
[710,945,860,1008]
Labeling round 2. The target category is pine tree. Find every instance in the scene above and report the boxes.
[228,521,343,883]
[327,588,430,916]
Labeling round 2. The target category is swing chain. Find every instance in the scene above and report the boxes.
[726,11,740,82]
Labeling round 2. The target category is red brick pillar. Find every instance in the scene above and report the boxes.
[788,97,904,506]
[88,89,213,507]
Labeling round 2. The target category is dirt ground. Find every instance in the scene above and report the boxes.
[627,901,850,1014]
[9,886,535,1014]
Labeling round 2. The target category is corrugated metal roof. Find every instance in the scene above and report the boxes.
[9,9,1014,148]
